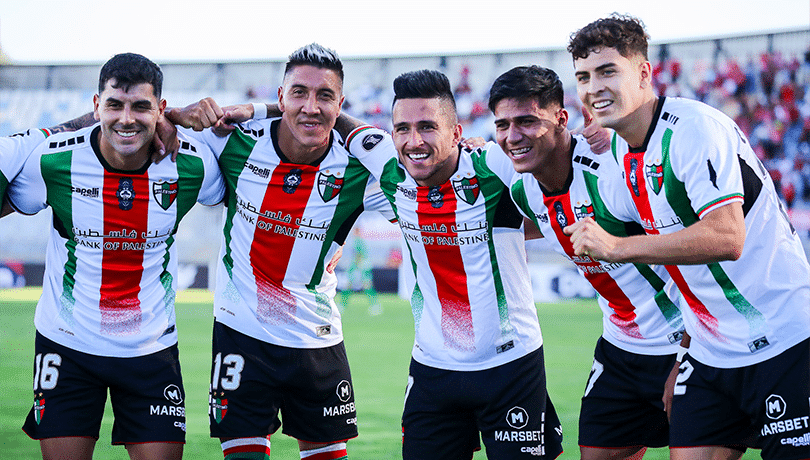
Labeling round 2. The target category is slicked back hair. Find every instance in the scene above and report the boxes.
[567,13,649,62]
[284,43,344,86]
[99,53,163,98]
[488,65,564,113]
[392,70,457,121]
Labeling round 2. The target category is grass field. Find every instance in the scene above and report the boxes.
[0,289,759,459]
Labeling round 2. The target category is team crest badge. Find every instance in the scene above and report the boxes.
[553,201,568,228]
[152,180,179,210]
[317,171,344,202]
[283,169,303,194]
[574,202,594,220]
[452,176,480,205]
[645,161,664,195]
[211,396,228,423]
[33,396,45,424]
[427,186,444,209]
[116,177,135,210]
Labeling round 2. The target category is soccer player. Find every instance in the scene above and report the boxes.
[565,14,810,460]
[341,69,563,459]
[5,53,225,460]
[165,44,390,460]
[488,64,686,460]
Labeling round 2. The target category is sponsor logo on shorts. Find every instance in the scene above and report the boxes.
[337,380,352,402]
[164,384,184,405]
[766,394,787,420]
[174,421,187,432]
[150,405,185,417]
[506,406,529,429]
[520,444,545,456]
[760,416,810,436]
[780,432,810,446]
[324,402,355,417]
[495,430,545,442]
[346,417,357,425]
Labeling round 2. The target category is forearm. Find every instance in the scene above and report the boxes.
[610,203,744,265]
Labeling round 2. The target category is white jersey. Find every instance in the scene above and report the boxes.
[348,127,542,371]
[509,135,684,355]
[188,119,391,349]
[608,96,810,367]
[7,124,225,357]
[0,128,50,198]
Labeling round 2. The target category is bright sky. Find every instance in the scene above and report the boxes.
[1,0,807,64]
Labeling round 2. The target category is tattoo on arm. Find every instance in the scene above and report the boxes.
[48,112,96,134]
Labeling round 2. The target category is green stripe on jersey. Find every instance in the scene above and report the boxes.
[0,173,7,200]
[41,150,78,318]
[218,130,258,279]
[661,128,698,227]
[175,153,205,222]
[660,128,764,331]
[510,178,544,238]
[582,171,625,236]
[471,148,516,342]
[583,170,681,326]
[307,156,370,291]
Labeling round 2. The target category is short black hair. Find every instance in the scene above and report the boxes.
[392,69,457,113]
[98,53,163,98]
[284,43,344,85]
[567,13,649,61]
[488,66,564,113]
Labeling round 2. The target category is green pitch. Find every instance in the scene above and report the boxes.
[0,290,758,459]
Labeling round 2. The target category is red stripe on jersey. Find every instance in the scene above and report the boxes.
[417,184,475,352]
[622,152,720,335]
[544,194,642,338]
[250,164,317,325]
[99,172,149,336]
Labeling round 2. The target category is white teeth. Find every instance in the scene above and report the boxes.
[510,147,530,157]
[593,100,612,109]
[408,153,428,160]
[117,131,136,138]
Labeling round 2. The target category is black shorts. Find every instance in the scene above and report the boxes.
[578,337,674,449]
[22,332,186,445]
[209,321,358,443]
[670,338,810,460]
[402,347,563,460]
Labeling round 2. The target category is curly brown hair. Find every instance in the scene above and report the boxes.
[567,13,650,61]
